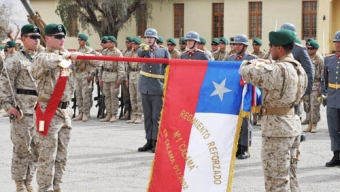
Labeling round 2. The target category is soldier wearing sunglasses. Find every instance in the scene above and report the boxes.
[166,37,180,59]
[0,24,44,192]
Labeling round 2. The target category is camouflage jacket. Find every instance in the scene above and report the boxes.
[74,46,99,77]
[99,47,126,82]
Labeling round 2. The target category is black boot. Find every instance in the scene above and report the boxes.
[236,144,241,157]
[138,140,152,152]
[237,146,250,159]
[151,140,157,153]
[325,151,340,167]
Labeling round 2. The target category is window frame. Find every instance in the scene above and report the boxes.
[302,1,317,40]
[174,3,184,38]
[248,2,262,39]
[212,3,224,38]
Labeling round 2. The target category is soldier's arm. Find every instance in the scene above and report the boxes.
[320,60,328,96]
[298,47,314,95]
[116,51,126,81]
[0,57,19,111]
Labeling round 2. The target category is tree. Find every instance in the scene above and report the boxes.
[55,0,153,39]
[0,4,20,41]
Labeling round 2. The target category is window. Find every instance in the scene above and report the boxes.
[136,4,147,38]
[174,4,184,38]
[66,5,78,37]
[249,2,262,39]
[302,1,317,39]
[212,3,224,38]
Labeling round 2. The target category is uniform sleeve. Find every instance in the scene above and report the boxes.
[138,47,147,57]
[239,60,281,90]
[321,59,328,96]
[116,50,126,81]
[297,47,314,95]
[31,53,68,80]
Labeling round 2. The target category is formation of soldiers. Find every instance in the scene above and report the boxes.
[0,20,340,192]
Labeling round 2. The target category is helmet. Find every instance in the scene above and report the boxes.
[280,23,296,35]
[333,31,340,42]
[234,34,249,45]
[144,28,158,39]
[185,31,200,42]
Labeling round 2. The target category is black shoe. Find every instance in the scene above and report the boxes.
[235,144,241,157]
[151,140,157,153]
[325,151,340,167]
[138,140,152,152]
[237,146,250,159]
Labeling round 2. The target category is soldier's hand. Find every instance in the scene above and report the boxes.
[99,80,103,87]
[7,107,20,118]
[140,43,150,51]
[70,52,83,60]
[87,76,93,83]
[116,81,121,88]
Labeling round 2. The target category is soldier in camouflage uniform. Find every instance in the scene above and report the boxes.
[251,38,266,59]
[126,37,143,124]
[31,24,82,192]
[121,36,135,120]
[72,34,98,122]
[0,24,43,192]
[210,38,219,53]
[227,36,236,56]
[166,38,181,59]
[198,37,214,60]
[5,40,17,61]
[303,40,324,133]
[99,36,126,123]
[178,37,188,54]
[180,31,210,60]
[213,37,228,61]
[240,29,307,192]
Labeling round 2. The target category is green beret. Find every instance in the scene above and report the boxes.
[21,24,40,35]
[230,37,234,42]
[269,29,295,46]
[219,37,229,45]
[6,41,16,48]
[179,37,186,44]
[211,38,219,44]
[253,38,262,46]
[157,36,164,43]
[132,37,142,45]
[44,24,66,35]
[167,38,177,45]
[101,36,108,42]
[199,37,206,44]
[307,40,319,49]
[126,36,133,41]
[108,36,117,43]
[86,41,90,46]
[294,37,301,44]
[78,34,88,41]
[306,38,314,42]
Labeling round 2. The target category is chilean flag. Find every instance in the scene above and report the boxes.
[147,60,245,192]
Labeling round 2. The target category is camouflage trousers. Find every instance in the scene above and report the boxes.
[303,89,321,123]
[129,72,143,116]
[34,105,73,192]
[75,73,94,115]
[103,81,119,115]
[262,136,301,192]
[11,114,37,181]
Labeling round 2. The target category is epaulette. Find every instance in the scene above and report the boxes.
[197,49,205,53]
[324,54,334,58]
[294,43,304,48]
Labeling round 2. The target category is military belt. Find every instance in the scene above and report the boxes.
[104,68,117,72]
[17,89,38,96]
[140,70,165,79]
[37,97,69,109]
[130,68,140,72]
[328,83,340,89]
[261,107,294,116]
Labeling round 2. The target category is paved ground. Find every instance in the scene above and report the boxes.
[1,105,340,192]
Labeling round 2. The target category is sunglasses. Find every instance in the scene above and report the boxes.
[167,44,175,46]
[51,34,65,39]
[230,43,235,46]
[101,41,107,44]
[307,47,315,50]
[24,35,41,40]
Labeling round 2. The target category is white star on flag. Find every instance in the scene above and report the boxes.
[210,78,231,101]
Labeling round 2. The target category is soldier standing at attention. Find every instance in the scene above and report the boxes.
[322,31,340,167]
[180,31,210,60]
[5,40,17,60]
[210,38,219,53]
[240,29,307,192]
[121,36,135,120]
[198,37,214,60]
[137,28,170,153]
[178,37,188,54]
[31,23,82,192]
[213,37,228,61]
[166,38,181,59]
[72,34,98,122]
[126,37,143,124]
[227,36,236,56]
[226,34,258,159]
[100,36,109,53]
[0,24,43,192]
[99,36,126,123]
[251,38,266,58]
[302,40,324,133]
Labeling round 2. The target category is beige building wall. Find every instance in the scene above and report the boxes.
[30,0,335,54]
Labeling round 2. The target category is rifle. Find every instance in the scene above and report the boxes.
[71,91,77,118]
[94,69,106,118]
